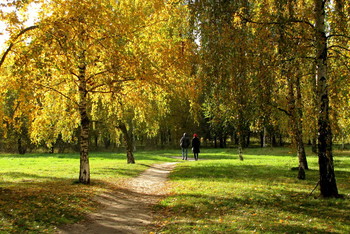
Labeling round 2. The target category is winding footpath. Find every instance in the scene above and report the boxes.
[58,162,178,234]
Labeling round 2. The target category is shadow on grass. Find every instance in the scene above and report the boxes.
[154,220,334,233]
[0,166,151,184]
[171,160,350,190]
[0,171,63,182]
[171,163,314,181]
[199,147,295,158]
[152,157,350,233]
[0,179,95,233]
[153,190,350,233]
[0,178,168,233]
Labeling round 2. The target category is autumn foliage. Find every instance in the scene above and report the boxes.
[1,0,349,195]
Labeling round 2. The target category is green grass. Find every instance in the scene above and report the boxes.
[0,150,178,233]
[1,147,349,233]
[151,147,350,233]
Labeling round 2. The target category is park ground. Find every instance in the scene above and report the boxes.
[0,147,349,233]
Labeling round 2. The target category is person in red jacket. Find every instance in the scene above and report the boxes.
[192,133,200,161]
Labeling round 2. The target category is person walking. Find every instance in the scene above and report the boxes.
[180,133,190,160]
[192,133,200,161]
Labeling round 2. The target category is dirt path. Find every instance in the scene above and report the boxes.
[58,162,178,234]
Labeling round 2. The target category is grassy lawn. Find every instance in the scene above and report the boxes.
[0,150,178,233]
[0,147,349,233]
[151,147,350,233]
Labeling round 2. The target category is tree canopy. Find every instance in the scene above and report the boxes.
[1,0,349,196]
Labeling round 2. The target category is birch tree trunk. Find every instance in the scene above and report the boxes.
[78,51,90,184]
[314,0,339,197]
[288,75,307,180]
[295,75,308,171]
[277,0,308,179]
[118,122,135,164]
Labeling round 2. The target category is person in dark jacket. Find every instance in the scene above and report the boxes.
[180,133,190,160]
[192,133,200,161]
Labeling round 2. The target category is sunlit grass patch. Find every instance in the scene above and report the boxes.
[151,148,350,233]
[0,150,176,233]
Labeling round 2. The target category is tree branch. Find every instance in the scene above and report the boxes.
[238,14,314,29]
[86,70,110,82]
[300,56,316,60]
[277,107,292,117]
[36,83,79,107]
[269,103,292,116]
[87,77,136,92]
[0,25,38,67]
[331,48,350,59]
[328,45,350,52]
[327,34,350,40]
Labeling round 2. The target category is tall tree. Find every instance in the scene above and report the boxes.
[275,0,308,179]
[192,0,257,160]
[327,1,350,149]
[0,2,40,154]
[3,0,192,183]
[314,0,339,197]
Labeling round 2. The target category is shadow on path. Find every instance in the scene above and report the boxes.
[58,162,178,234]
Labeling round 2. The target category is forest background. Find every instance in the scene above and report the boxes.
[0,0,349,197]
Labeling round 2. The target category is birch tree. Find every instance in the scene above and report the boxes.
[314,0,339,197]
[2,0,192,184]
